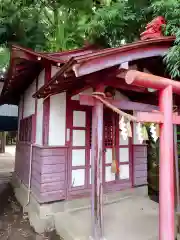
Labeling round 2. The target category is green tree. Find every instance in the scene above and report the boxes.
[87,0,180,78]
[0,0,179,78]
[150,0,180,78]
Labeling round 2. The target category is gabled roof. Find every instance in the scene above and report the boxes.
[33,36,175,99]
[0,36,175,105]
[0,44,97,105]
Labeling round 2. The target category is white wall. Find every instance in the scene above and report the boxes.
[23,81,36,118]
[35,70,45,145]
[49,92,66,146]
[71,88,93,101]
[51,66,60,77]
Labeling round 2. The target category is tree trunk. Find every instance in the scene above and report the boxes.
[0,132,6,153]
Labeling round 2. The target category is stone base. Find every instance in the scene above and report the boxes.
[11,173,148,236]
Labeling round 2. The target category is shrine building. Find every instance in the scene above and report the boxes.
[0,17,178,240]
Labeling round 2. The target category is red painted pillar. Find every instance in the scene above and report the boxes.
[91,87,104,240]
[159,85,174,240]
[43,64,51,145]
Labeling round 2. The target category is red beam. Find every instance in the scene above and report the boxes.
[124,70,180,94]
[105,78,146,93]
[43,64,51,145]
[136,112,163,123]
[159,86,174,240]
[136,112,180,124]
[173,115,180,125]
[79,94,159,112]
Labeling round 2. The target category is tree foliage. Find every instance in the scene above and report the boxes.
[0,0,179,77]
[150,0,180,78]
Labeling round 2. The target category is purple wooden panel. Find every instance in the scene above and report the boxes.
[15,142,31,185]
[40,181,65,193]
[32,169,41,183]
[40,148,66,157]
[38,190,65,203]
[30,145,67,203]
[134,151,147,158]
[133,145,147,152]
[133,157,147,164]
[133,145,147,187]
[33,147,42,157]
[41,164,65,174]
[32,178,65,194]
[32,162,41,174]
[134,164,147,171]
[42,155,66,165]
[31,178,41,191]
[41,172,65,183]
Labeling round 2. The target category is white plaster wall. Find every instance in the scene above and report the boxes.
[51,66,60,77]
[49,92,66,146]
[23,81,36,118]
[36,70,45,145]
[71,88,93,101]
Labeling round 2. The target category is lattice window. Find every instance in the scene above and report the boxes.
[104,118,113,147]
[19,116,33,142]
[89,109,117,147]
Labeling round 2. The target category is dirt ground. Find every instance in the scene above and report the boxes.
[0,185,61,240]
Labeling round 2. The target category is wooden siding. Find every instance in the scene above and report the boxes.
[15,143,67,203]
[15,142,31,186]
[31,146,67,203]
[133,145,147,186]
[14,142,147,204]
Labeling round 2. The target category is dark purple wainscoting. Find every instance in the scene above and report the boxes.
[15,142,148,204]
[15,142,67,203]
[133,145,147,186]
[15,142,31,186]
[31,146,67,203]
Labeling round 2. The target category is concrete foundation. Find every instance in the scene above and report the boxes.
[12,173,149,238]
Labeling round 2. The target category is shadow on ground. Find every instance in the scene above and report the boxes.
[0,184,61,240]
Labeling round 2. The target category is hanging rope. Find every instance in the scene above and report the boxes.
[92,92,137,122]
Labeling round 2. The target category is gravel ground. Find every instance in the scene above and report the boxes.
[0,184,61,240]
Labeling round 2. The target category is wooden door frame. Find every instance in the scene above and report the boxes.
[66,98,92,199]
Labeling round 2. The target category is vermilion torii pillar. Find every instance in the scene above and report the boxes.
[125,70,180,240]
[80,70,180,240]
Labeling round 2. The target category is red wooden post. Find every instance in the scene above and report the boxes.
[90,86,105,240]
[43,64,51,145]
[159,85,174,240]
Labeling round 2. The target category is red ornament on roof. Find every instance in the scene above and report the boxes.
[140,16,166,40]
